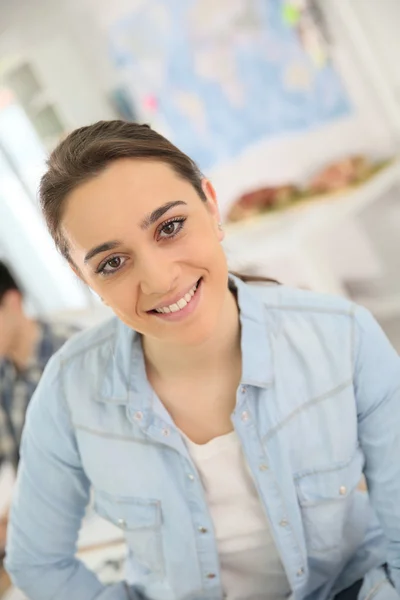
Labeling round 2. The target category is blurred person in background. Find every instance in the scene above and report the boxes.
[5,121,400,600]
[0,261,79,554]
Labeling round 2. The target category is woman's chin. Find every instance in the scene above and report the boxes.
[164,316,218,346]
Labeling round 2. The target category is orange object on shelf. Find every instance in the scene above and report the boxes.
[226,155,392,224]
[308,155,371,194]
[227,185,299,222]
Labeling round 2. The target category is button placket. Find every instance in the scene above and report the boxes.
[182,457,220,593]
[234,394,304,593]
[198,526,208,534]
[241,410,250,422]
[236,382,251,424]
[279,519,289,528]
[127,405,148,430]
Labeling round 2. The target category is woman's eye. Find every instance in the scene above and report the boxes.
[107,257,122,269]
[97,256,126,276]
[161,222,177,236]
[158,218,185,239]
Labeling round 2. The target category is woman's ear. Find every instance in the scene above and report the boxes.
[201,179,224,241]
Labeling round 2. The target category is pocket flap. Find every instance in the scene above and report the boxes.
[94,490,162,530]
[295,450,364,506]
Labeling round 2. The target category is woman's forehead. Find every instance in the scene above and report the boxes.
[66,159,196,214]
[60,160,198,252]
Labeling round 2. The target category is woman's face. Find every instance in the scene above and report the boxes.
[62,159,229,345]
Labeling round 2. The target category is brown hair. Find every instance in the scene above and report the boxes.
[39,120,278,285]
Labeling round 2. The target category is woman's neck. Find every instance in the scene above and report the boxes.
[143,288,241,382]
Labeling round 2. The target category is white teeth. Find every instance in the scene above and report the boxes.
[153,281,199,314]
[177,298,187,309]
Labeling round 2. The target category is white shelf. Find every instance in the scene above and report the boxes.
[224,159,400,245]
[223,159,400,295]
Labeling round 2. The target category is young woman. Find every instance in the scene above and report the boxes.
[5,121,400,600]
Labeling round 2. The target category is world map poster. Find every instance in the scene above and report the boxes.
[109,0,352,170]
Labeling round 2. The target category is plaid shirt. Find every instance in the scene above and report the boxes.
[0,320,79,469]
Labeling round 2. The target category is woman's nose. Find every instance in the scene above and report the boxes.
[138,255,179,297]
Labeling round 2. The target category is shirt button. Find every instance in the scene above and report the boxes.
[297,567,305,576]
[187,474,195,481]
[279,519,289,527]
[134,411,143,421]
[241,386,246,394]
[117,518,126,528]
[198,526,208,534]
[259,463,268,471]
[339,486,347,496]
[162,428,170,436]
[206,573,216,579]
[241,411,249,421]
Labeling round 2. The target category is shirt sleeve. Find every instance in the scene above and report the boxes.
[5,355,146,600]
[353,306,400,591]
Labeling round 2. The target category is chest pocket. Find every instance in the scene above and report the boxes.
[295,451,363,553]
[94,490,165,580]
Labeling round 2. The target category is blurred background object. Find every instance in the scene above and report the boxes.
[1,0,400,596]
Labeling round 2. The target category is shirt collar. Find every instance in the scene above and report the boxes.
[98,318,142,405]
[229,274,274,389]
[98,274,274,405]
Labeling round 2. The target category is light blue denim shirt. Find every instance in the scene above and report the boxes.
[5,276,400,600]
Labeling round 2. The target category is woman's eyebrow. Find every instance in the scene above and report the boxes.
[139,200,187,230]
[84,241,120,264]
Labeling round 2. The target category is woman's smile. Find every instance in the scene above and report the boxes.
[147,277,203,321]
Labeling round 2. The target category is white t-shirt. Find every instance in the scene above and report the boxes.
[185,431,291,600]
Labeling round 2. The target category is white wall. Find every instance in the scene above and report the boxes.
[0,0,117,129]
[347,0,400,109]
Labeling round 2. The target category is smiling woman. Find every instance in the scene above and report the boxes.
[5,121,400,600]
[51,153,231,347]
